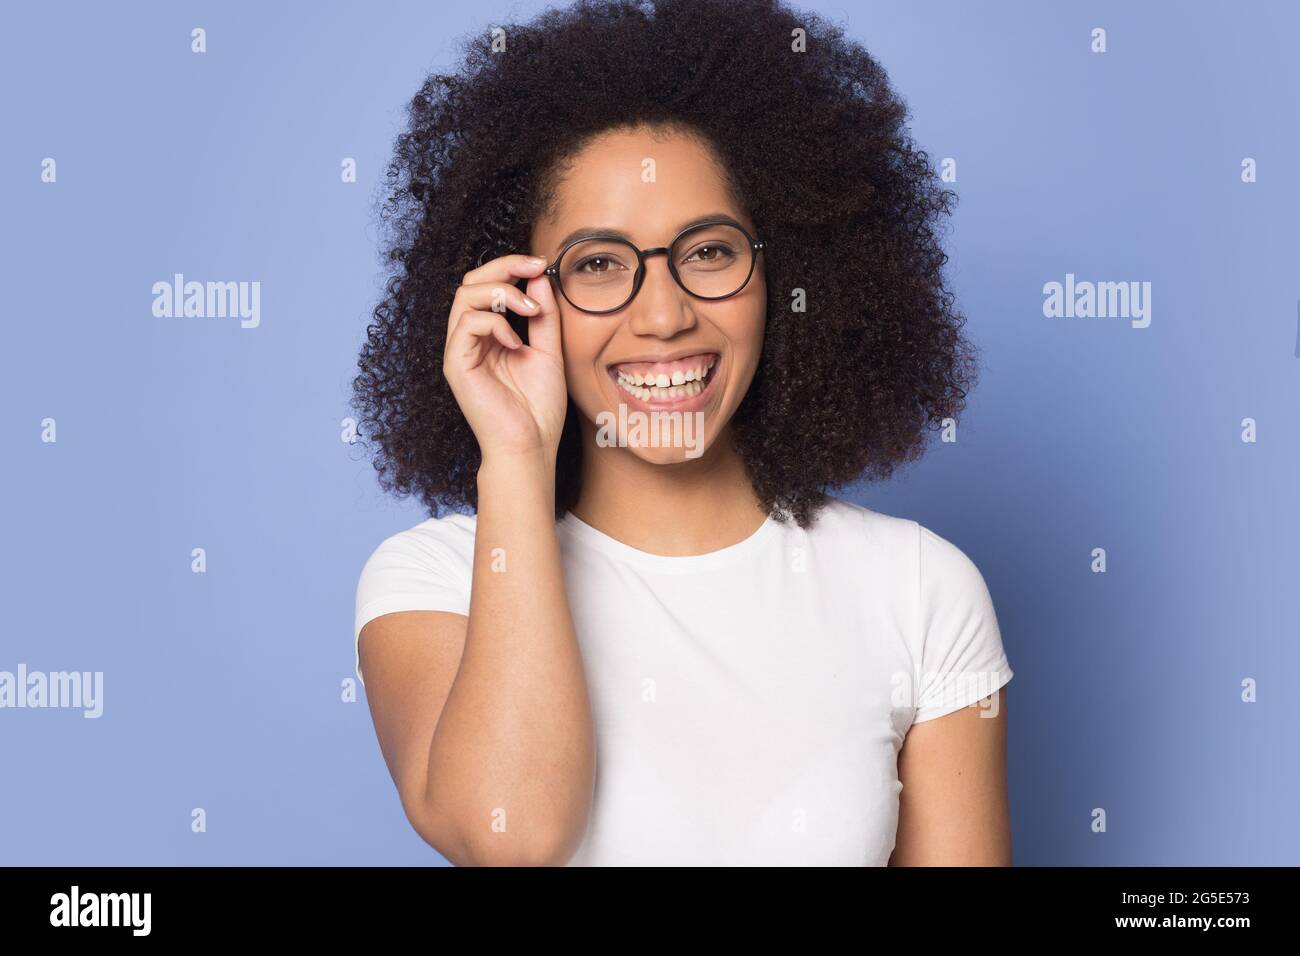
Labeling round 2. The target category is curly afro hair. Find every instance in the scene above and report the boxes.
[353,0,978,528]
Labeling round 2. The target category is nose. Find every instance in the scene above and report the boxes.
[626,252,697,338]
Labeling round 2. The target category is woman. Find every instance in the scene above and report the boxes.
[351,0,1013,866]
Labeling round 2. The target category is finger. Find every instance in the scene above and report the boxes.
[522,271,563,360]
[445,311,523,372]
[455,281,543,322]
[461,253,549,288]
[447,253,546,341]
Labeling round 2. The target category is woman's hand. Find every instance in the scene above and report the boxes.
[369,253,595,866]
[442,254,568,463]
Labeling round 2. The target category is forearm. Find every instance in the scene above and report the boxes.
[421,451,595,865]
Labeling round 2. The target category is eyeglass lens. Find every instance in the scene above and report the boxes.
[557,223,754,312]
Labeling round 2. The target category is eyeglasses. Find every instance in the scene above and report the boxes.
[543,218,765,315]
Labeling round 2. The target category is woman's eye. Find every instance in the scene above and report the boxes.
[683,244,736,263]
[577,256,624,274]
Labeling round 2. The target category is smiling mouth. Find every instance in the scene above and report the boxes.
[607,352,719,403]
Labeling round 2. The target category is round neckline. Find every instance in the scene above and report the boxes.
[557,508,779,573]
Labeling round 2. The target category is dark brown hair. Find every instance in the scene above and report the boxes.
[353,0,977,527]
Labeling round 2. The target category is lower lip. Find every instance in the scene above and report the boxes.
[606,357,722,414]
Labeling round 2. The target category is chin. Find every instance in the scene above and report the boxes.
[587,396,715,464]
[628,441,713,465]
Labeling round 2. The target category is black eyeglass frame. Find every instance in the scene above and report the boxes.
[542,218,766,315]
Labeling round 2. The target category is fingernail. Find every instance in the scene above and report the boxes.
[523,296,539,310]
[526,255,547,265]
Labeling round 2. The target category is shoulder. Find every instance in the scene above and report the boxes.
[360,511,477,571]
[915,522,996,612]
[805,496,920,557]
[811,497,998,636]
[355,511,478,617]
[352,513,477,687]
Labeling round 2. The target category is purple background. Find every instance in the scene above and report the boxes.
[2,0,1296,864]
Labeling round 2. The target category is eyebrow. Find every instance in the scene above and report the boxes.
[552,212,745,257]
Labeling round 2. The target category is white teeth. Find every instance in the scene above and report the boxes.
[614,356,718,402]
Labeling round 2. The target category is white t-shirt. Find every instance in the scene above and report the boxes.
[353,496,1013,866]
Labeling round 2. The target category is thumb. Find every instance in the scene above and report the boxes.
[524,272,563,359]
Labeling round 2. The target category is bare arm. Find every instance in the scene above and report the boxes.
[359,456,594,866]
[889,688,1011,866]
[358,254,594,866]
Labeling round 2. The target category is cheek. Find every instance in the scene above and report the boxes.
[720,303,766,402]
[721,300,766,363]
[558,315,610,397]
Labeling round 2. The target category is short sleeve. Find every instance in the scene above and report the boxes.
[353,516,474,687]
[912,524,1014,723]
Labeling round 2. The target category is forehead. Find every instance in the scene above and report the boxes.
[533,127,746,251]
